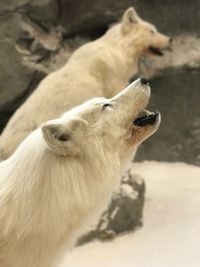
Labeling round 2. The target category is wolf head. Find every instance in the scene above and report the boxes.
[42,78,160,170]
[119,7,172,57]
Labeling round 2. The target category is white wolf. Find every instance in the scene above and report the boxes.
[0,78,160,267]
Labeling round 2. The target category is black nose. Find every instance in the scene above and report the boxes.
[169,37,173,43]
[141,77,150,86]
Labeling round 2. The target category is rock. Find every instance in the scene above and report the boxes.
[60,0,200,36]
[0,0,60,28]
[0,0,63,134]
[135,65,200,166]
[60,0,133,35]
[24,0,60,28]
[0,13,37,133]
[78,171,145,245]
[130,35,200,166]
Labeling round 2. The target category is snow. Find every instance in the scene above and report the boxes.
[60,161,200,267]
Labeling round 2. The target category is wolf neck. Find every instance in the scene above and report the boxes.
[103,24,141,69]
[0,130,119,239]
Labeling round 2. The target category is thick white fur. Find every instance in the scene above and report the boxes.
[0,7,169,159]
[0,79,160,267]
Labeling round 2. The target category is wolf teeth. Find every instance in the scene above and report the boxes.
[144,109,153,116]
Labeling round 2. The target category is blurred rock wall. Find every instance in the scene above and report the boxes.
[60,0,200,36]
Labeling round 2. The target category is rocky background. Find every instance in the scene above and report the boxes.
[0,0,200,242]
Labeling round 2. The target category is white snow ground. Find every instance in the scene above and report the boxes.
[60,161,200,267]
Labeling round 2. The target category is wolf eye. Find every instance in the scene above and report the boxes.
[102,103,112,110]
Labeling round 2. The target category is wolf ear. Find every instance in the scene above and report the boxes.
[121,7,139,34]
[42,118,88,156]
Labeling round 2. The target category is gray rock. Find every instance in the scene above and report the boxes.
[131,35,200,166]
[19,0,60,28]
[60,0,200,36]
[0,0,62,133]
[0,0,60,28]
[135,65,200,166]
[0,13,37,133]
[78,171,145,245]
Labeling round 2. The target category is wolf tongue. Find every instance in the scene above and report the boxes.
[138,109,152,118]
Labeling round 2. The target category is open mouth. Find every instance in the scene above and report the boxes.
[148,46,164,56]
[133,109,159,127]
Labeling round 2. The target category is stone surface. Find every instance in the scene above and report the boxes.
[131,35,200,166]
[20,0,60,28]
[60,0,200,36]
[0,13,37,133]
[0,0,60,28]
[136,66,200,166]
[0,0,62,133]
[78,171,145,245]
